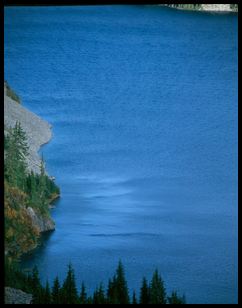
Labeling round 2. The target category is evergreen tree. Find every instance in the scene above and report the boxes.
[5,257,30,293]
[93,289,99,305]
[139,277,150,304]
[107,277,119,304]
[15,122,29,159]
[149,269,166,304]
[39,154,46,200]
[31,266,41,287]
[115,260,130,304]
[4,122,29,189]
[43,280,51,304]
[30,266,43,304]
[93,283,106,304]
[168,291,186,304]
[106,262,130,304]
[132,291,137,304]
[61,263,79,304]
[5,260,188,304]
[97,283,106,304]
[52,276,61,304]
[79,282,87,304]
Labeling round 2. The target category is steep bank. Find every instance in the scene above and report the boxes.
[4,82,52,175]
[4,82,59,257]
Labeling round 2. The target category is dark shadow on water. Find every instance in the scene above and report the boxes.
[20,230,55,267]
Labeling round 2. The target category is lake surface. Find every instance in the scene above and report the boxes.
[4,5,238,304]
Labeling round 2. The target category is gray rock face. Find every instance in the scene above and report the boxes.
[201,4,234,12]
[165,4,237,12]
[4,84,52,174]
[5,287,33,304]
[26,207,55,232]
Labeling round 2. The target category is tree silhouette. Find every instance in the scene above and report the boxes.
[43,281,51,304]
[139,277,150,304]
[31,266,43,304]
[168,291,186,304]
[4,122,29,189]
[107,276,119,304]
[132,291,137,304]
[61,263,79,304]
[115,261,130,304]
[149,269,166,304]
[93,284,106,304]
[52,276,61,304]
[79,282,87,304]
[5,260,187,304]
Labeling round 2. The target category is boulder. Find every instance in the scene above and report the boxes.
[5,287,33,304]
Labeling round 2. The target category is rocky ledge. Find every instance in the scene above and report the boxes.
[5,287,33,304]
[26,207,55,233]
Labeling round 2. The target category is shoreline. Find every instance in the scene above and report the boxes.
[162,4,238,13]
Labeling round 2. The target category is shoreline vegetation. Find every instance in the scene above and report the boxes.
[4,123,60,257]
[163,4,238,13]
[48,192,60,209]
[5,260,186,304]
[4,83,60,259]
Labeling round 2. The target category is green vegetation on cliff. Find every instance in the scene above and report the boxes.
[167,4,202,10]
[5,260,186,304]
[4,121,60,258]
[4,81,21,104]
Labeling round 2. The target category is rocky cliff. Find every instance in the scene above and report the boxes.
[4,82,52,175]
[4,83,56,256]
[26,207,55,233]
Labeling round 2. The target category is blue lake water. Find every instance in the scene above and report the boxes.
[4,5,238,304]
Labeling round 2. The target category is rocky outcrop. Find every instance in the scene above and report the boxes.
[201,4,236,12]
[165,4,238,13]
[5,287,32,304]
[4,83,52,174]
[26,207,55,232]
